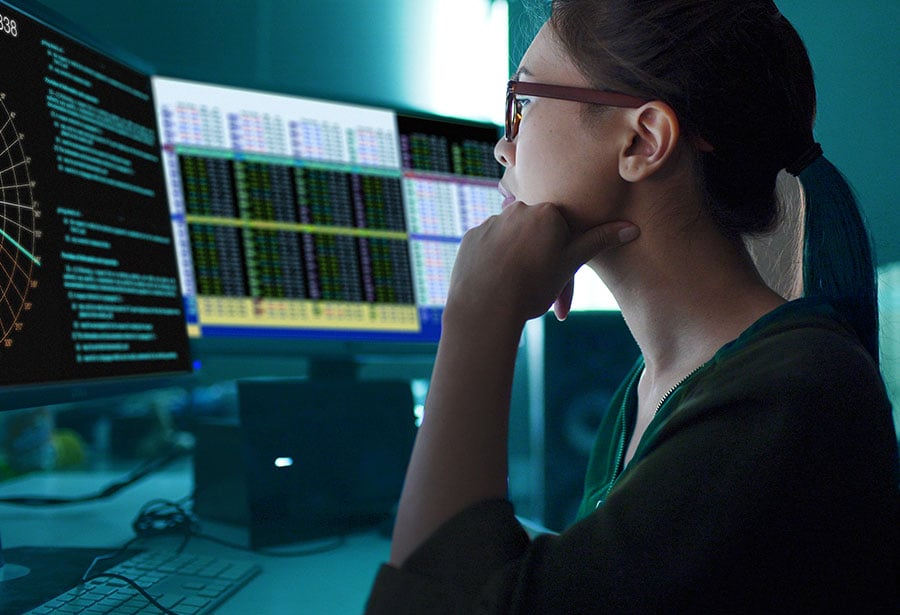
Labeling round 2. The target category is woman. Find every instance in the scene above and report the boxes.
[367,1,899,612]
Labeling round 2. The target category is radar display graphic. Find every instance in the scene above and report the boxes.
[0,92,39,347]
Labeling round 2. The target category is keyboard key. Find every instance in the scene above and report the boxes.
[25,551,261,615]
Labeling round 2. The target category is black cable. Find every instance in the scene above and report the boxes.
[77,537,173,614]
[72,526,345,615]
[131,498,197,553]
[73,499,200,615]
[77,496,347,613]
[13,488,349,613]
[130,496,348,557]
[3,452,350,612]
[193,530,347,557]
[0,443,191,506]
[79,572,178,615]
[73,529,346,615]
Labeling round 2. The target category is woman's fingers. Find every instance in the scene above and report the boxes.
[449,202,639,323]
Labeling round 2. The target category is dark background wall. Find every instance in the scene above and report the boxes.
[29,0,426,112]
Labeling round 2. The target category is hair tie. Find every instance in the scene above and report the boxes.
[785,142,823,176]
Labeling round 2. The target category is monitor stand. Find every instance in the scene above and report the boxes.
[0,529,139,613]
[0,531,30,582]
[306,357,362,382]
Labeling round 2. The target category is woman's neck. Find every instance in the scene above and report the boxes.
[594,214,786,381]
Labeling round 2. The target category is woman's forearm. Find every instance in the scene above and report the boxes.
[389,309,524,565]
[388,205,639,565]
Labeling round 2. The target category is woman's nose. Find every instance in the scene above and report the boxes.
[494,136,514,168]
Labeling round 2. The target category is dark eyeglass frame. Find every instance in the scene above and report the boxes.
[505,80,647,142]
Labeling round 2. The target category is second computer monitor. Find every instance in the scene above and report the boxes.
[151,76,503,355]
[0,0,192,411]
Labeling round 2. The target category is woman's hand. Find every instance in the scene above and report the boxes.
[389,201,638,566]
[446,201,639,325]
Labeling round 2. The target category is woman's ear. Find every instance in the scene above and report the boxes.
[619,101,680,182]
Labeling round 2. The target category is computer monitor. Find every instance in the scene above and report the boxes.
[150,76,503,378]
[0,0,193,412]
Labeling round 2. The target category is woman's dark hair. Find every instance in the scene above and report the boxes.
[550,0,878,361]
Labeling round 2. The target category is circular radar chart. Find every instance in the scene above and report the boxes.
[0,92,39,347]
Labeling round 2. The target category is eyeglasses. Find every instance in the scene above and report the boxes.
[505,80,647,142]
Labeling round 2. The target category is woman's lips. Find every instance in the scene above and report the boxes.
[499,183,516,209]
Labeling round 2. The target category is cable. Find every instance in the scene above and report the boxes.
[79,572,177,615]
[131,498,198,553]
[130,496,348,557]
[193,530,347,558]
[128,495,348,556]
[0,442,192,506]
[76,537,173,614]
[82,496,345,613]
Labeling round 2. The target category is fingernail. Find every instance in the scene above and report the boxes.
[618,226,640,243]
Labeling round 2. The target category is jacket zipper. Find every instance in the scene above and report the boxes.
[595,363,704,509]
[654,363,704,414]
[595,367,641,508]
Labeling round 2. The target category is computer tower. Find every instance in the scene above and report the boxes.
[541,311,640,531]
[193,378,417,548]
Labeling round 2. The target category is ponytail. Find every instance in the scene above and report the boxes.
[547,0,880,362]
[794,151,879,363]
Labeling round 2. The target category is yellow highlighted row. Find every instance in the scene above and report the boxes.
[195,296,420,332]
[185,214,407,241]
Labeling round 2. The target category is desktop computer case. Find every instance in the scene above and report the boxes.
[193,378,417,548]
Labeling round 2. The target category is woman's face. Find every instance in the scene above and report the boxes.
[494,23,629,233]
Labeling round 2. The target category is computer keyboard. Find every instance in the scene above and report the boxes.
[24,550,261,614]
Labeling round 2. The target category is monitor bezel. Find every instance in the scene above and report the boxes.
[0,0,196,411]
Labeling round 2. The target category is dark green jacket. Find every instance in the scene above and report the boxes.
[367,300,900,613]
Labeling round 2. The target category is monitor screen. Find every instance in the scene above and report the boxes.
[151,76,503,364]
[0,0,192,410]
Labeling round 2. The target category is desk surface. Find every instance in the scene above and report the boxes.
[0,463,390,614]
